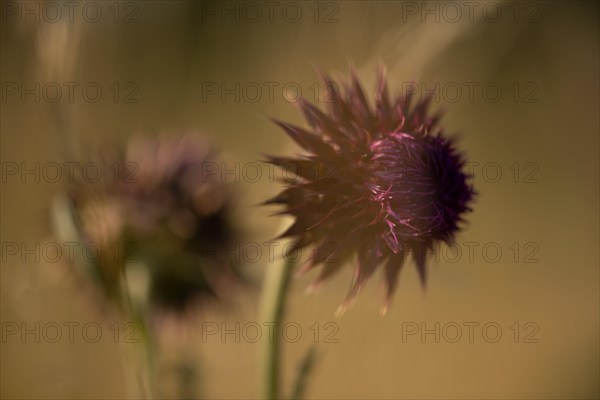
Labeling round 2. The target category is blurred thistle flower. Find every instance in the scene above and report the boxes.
[56,133,242,315]
[265,69,475,314]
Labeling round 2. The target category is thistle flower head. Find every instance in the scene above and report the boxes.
[266,69,475,314]
[60,133,241,314]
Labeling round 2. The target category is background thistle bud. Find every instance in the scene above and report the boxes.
[266,69,475,314]
[58,133,242,315]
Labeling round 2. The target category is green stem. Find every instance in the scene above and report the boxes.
[131,306,155,399]
[261,256,296,400]
[290,345,318,400]
[120,270,156,399]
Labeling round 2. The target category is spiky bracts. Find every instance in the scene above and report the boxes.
[266,69,474,314]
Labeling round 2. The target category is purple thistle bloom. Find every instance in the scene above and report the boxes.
[266,69,475,314]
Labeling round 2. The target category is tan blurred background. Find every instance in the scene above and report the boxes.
[1,0,599,399]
